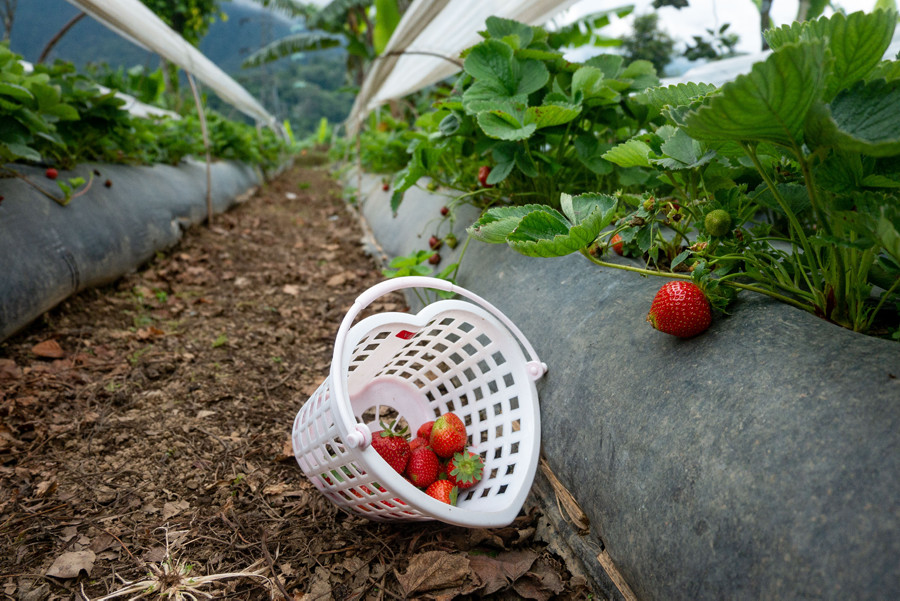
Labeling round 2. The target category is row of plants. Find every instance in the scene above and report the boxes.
[0,43,290,203]
[357,10,900,341]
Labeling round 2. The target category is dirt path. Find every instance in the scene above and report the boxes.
[0,164,594,600]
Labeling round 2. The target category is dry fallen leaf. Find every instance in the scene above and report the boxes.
[32,340,65,359]
[283,284,300,296]
[396,551,470,597]
[162,500,190,520]
[0,358,20,380]
[136,326,165,340]
[46,550,95,579]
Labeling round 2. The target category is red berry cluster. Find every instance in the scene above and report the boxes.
[371,412,484,506]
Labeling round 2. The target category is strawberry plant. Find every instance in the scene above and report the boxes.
[388,16,663,214]
[465,9,900,339]
[0,44,290,186]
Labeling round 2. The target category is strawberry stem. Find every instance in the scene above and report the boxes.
[580,250,813,313]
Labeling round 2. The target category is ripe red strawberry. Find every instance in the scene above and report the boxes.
[647,281,712,338]
[429,235,442,250]
[428,253,440,265]
[408,436,430,452]
[430,413,467,458]
[441,412,466,436]
[440,206,449,216]
[610,233,624,256]
[382,182,390,191]
[416,421,434,440]
[371,426,411,474]
[447,451,484,490]
[405,446,440,488]
[425,480,458,505]
[45,168,58,179]
[478,165,493,188]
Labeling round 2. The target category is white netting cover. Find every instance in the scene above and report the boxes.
[64,0,277,129]
[346,0,582,134]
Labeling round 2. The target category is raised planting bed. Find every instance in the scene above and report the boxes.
[0,160,261,342]
[350,168,900,601]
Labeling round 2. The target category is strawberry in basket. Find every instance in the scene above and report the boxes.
[371,420,411,474]
[430,412,468,459]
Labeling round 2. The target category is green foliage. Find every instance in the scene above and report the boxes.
[618,13,675,76]
[467,9,900,337]
[139,0,226,46]
[546,5,634,49]
[388,16,661,213]
[0,44,288,177]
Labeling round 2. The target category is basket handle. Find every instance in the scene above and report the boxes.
[333,276,547,449]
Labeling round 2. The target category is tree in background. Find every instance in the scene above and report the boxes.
[140,0,226,101]
[242,0,407,88]
[683,22,740,61]
[1,0,15,41]
[619,12,675,76]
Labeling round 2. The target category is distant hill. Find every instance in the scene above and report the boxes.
[8,0,301,73]
[7,0,355,135]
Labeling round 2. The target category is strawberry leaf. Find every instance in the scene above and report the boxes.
[764,9,896,101]
[681,40,827,147]
[805,79,900,157]
[467,204,549,244]
[602,138,652,168]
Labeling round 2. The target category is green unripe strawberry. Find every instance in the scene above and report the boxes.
[705,209,732,237]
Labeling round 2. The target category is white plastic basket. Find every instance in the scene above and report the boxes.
[291,276,547,527]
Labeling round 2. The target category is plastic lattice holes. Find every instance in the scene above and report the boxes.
[292,296,542,526]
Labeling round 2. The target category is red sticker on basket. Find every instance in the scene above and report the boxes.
[396,329,417,339]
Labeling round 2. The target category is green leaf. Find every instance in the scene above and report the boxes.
[464,40,516,90]
[862,174,900,188]
[525,101,582,129]
[571,66,605,99]
[515,147,539,177]
[467,204,550,244]
[515,59,551,96]
[560,192,617,225]
[485,16,534,47]
[682,41,827,146]
[507,208,597,257]
[752,182,812,216]
[42,103,79,121]
[574,134,613,175]
[462,80,526,114]
[671,249,691,269]
[5,142,41,162]
[637,82,717,115]
[619,60,659,91]
[764,10,896,100]
[866,60,900,83]
[812,78,900,157]
[585,54,624,79]
[602,138,652,167]
[487,157,515,184]
[876,207,900,263]
[477,111,536,140]
[653,128,715,170]
[0,82,34,102]
[373,0,401,55]
[241,32,342,67]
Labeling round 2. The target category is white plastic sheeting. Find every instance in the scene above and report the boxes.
[63,0,278,129]
[346,0,583,134]
[662,30,900,87]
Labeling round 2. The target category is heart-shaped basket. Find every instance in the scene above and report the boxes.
[291,276,547,527]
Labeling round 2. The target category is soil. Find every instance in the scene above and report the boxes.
[0,164,595,600]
